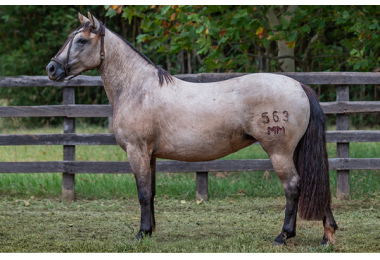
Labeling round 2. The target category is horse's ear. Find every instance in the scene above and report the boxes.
[78,12,89,25]
[88,10,100,30]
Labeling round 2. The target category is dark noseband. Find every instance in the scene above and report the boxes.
[51,21,105,81]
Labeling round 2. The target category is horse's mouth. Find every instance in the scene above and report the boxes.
[48,72,66,82]
[55,73,66,82]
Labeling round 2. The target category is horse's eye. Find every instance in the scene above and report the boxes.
[77,38,88,45]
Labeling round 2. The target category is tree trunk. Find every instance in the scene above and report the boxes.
[179,50,185,74]
[266,6,297,72]
[187,50,192,74]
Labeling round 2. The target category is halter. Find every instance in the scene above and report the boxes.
[51,21,105,81]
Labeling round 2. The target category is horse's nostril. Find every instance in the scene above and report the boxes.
[49,64,55,73]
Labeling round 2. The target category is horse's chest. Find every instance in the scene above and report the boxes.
[112,106,155,148]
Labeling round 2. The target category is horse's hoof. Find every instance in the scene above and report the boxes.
[320,237,329,245]
[273,233,286,246]
[134,230,152,241]
[272,240,285,246]
[133,234,143,242]
[134,231,146,241]
[320,236,335,246]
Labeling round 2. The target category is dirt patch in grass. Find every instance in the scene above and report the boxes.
[0,196,379,252]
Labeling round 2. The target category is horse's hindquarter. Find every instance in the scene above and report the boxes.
[233,74,310,155]
[153,73,310,161]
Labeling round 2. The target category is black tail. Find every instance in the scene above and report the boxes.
[296,84,331,220]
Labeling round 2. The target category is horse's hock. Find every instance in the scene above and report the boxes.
[1,72,380,202]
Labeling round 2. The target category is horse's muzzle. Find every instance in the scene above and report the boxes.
[46,60,66,82]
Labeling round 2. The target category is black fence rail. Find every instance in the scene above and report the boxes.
[1,72,380,201]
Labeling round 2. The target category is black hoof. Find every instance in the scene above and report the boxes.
[272,240,285,246]
[273,233,286,246]
[320,236,330,245]
[134,230,152,241]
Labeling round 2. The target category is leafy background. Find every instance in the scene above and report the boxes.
[0,5,379,129]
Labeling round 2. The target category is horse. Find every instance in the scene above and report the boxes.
[46,11,338,246]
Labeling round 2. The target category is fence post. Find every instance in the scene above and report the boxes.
[196,172,209,201]
[62,87,75,202]
[336,86,350,200]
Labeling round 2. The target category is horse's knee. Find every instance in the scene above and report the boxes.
[284,175,300,198]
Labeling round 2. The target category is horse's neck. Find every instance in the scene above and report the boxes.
[98,29,158,107]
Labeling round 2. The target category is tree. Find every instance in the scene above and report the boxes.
[106,5,379,73]
[266,6,297,72]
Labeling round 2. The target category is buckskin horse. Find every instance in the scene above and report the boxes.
[46,11,338,245]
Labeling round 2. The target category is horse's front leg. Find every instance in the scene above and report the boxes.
[150,158,157,231]
[127,144,156,240]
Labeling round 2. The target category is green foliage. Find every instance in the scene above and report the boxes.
[109,5,379,73]
[114,6,267,73]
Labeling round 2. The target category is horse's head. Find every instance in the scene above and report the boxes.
[46,11,105,81]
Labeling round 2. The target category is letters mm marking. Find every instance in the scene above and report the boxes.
[267,126,285,135]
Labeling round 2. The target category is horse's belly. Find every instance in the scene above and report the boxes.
[154,132,255,162]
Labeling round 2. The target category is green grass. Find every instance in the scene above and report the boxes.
[0,196,379,252]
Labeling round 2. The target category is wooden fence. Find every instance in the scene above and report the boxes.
[1,72,380,202]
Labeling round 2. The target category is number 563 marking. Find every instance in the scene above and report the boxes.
[262,111,289,123]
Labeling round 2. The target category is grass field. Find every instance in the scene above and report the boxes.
[0,124,379,252]
[0,196,379,252]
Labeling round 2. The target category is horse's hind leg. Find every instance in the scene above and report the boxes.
[268,152,300,246]
[321,206,338,245]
